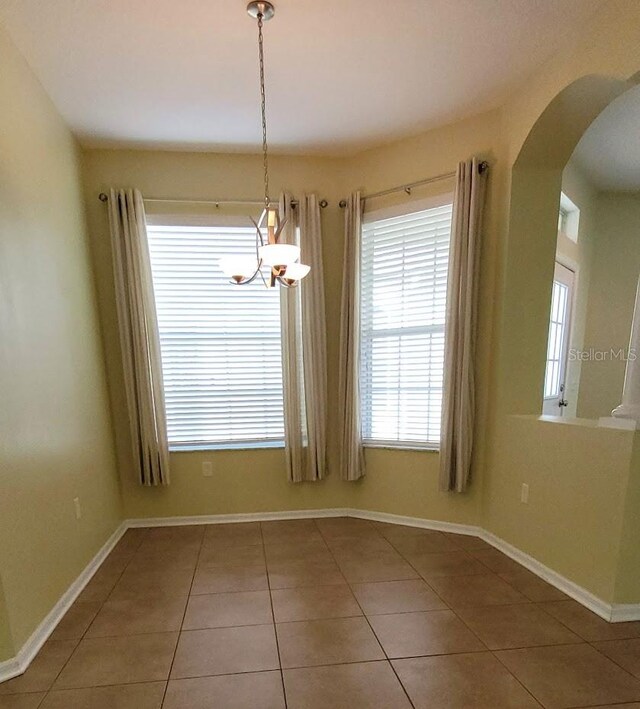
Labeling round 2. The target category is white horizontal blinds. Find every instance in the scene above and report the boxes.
[146,225,284,448]
[544,280,569,398]
[360,203,453,447]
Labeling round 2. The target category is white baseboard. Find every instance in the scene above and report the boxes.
[125,508,347,528]
[0,522,127,684]
[611,603,640,622]
[480,530,615,621]
[3,506,639,685]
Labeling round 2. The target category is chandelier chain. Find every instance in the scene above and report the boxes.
[257,13,270,208]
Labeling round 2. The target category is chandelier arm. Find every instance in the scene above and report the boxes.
[276,275,297,288]
[230,263,262,286]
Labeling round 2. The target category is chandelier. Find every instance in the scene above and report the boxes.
[220,1,310,288]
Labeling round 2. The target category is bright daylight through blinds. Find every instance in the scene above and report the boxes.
[147,224,284,448]
[544,280,569,398]
[360,202,453,447]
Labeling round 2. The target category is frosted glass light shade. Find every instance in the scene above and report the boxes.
[219,255,258,281]
[259,243,300,267]
[283,262,310,281]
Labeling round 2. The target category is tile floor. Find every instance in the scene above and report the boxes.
[2,517,640,708]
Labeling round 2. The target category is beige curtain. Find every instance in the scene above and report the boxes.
[279,193,327,482]
[439,159,487,492]
[338,192,366,481]
[108,188,170,486]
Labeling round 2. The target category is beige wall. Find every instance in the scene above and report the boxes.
[79,0,640,608]
[578,192,640,418]
[81,123,503,527]
[81,149,350,520]
[2,2,640,666]
[483,0,640,605]
[0,28,121,658]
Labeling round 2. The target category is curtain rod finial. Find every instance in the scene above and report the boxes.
[98,192,108,202]
[478,161,489,174]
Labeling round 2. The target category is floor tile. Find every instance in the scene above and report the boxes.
[496,643,640,708]
[53,632,178,689]
[456,603,581,649]
[143,525,204,544]
[368,610,485,658]
[164,672,285,709]
[271,585,361,623]
[393,652,541,708]
[0,640,77,694]
[374,523,435,540]
[125,548,199,574]
[86,595,187,637]
[540,600,640,641]
[316,518,380,540]
[408,551,488,578]
[498,569,568,602]
[470,548,527,574]
[191,563,268,594]
[261,519,323,544]
[443,533,492,551]
[335,553,419,583]
[108,567,194,601]
[0,695,46,708]
[283,661,412,709]
[49,601,101,640]
[110,528,147,556]
[203,522,262,547]
[182,590,272,629]
[198,543,265,567]
[594,638,640,678]
[265,541,334,564]
[390,534,460,555]
[326,536,395,555]
[267,559,345,589]
[351,579,446,615]
[277,617,384,668]
[75,566,122,603]
[428,574,529,608]
[40,682,166,708]
[170,625,279,678]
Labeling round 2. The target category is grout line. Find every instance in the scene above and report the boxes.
[318,519,417,709]
[159,525,206,708]
[37,527,151,703]
[261,521,288,709]
[386,529,546,708]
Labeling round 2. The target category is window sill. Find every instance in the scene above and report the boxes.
[363,442,440,452]
[170,441,285,452]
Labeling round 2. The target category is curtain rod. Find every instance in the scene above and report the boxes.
[338,160,489,208]
[97,194,329,209]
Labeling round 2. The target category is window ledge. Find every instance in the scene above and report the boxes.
[170,441,285,452]
[363,442,439,452]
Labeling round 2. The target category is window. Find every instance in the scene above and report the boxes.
[360,200,453,449]
[146,222,284,449]
[558,192,580,242]
[542,262,575,416]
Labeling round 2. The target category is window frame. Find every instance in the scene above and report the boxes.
[359,193,454,452]
[145,211,286,452]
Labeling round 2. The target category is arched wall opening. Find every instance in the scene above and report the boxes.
[484,69,640,608]
[499,74,639,416]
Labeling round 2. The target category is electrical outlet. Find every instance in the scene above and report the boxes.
[520,483,529,504]
[73,497,82,520]
[202,461,213,477]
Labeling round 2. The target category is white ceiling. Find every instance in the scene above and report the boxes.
[0,0,603,154]
[573,84,640,191]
